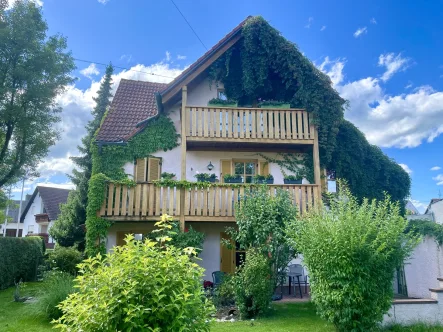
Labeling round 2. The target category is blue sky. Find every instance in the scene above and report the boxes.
[9,0,443,212]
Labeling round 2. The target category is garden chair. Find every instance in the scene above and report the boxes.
[287,264,307,298]
[212,271,225,288]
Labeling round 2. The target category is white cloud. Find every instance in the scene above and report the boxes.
[399,163,413,175]
[353,27,367,38]
[433,174,443,186]
[431,166,441,171]
[165,51,171,62]
[405,81,413,89]
[370,18,377,24]
[318,57,345,86]
[378,53,411,82]
[97,0,109,4]
[177,55,187,60]
[305,17,314,28]
[7,0,43,9]
[80,63,100,79]
[318,55,443,148]
[320,26,326,32]
[120,54,133,63]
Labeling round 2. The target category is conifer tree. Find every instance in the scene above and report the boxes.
[50,65,114,249]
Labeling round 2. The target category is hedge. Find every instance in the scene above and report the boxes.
[0,236,45,289]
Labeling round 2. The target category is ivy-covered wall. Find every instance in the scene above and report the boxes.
[208,16,410,203]
[86,114,180,256]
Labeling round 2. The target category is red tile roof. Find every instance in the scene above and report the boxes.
[96,79,168,142]
[96,16,252,143]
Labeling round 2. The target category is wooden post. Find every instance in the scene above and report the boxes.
[180,86,187,231]
[313,126,322,203]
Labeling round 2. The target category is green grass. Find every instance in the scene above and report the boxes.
[1,283,443,331]
[0,282,52,332]
[211,302,333,332]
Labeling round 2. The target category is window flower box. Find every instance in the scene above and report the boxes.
[224,174,243,183]
[283,175,302,184]
[208,98,238,108]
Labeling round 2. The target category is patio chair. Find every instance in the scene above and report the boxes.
[212,271,225,288]
[287,264,308,298]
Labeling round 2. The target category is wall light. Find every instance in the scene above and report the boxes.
[207,161,214,171]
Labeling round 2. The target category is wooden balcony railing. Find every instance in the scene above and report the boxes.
[185,106,314,143]
[99,182,320,221]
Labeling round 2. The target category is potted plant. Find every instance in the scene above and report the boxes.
[208,98,238,108]
[283,175,303,184]
[161,172,176,180]
[194,173,218,183]
[224,174,243,184]
[253,174,274,184]
[258,100,291,109]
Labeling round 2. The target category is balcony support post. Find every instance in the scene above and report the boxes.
[180,86,188,231]
[313,126,322,203]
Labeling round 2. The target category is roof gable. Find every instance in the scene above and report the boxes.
[20,186,71,222]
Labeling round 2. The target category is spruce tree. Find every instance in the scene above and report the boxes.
[50,64,114,250]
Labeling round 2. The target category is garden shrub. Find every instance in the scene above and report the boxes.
[226,186,297,290]
[30,271,75,320]
[212,274,235,308]
[47,246,83,275]
[0,237,44,289]
[54,234,214,331]
[287,186,418,331]
[233,248,273,318]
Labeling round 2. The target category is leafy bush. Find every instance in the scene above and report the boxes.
[283,174,302,181]
[53,234,214,331]
[161,172,176,179]
[405,219,443,245]
[212,275,235,308]
[233,249,273,318]
[208,97,237,105]
[47,246,83,275]
[226,186,297,290]
[30,271,75,320]
[0,237,44,289]
[287,186,418,331]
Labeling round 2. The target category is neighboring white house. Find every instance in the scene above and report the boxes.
[20,186,71,249]
[425,199,443,224]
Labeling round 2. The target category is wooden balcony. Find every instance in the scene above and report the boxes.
[99,182,320,222]
[35,213,49,224]
[185,106,314,146]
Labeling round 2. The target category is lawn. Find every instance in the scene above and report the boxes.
[1,283,443,332]
[0,282,52,332]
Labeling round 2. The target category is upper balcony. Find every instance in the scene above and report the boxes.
[184,106,314,148]
[35,213,49,225]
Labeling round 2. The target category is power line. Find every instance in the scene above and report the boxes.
[73,58,176,79]
[169,0,207,50]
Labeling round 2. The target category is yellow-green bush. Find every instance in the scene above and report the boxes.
[54,235,214,331]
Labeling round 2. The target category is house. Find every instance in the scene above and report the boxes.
[94,17,322,279]
[1,199,26,237]
[20,186,71,248]
[425,198,443,224]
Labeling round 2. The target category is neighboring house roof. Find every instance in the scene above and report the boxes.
[95,16,252,143]
[20,186,71,222]
[425,198,443,214]
[405,200,420,215]
[96,80,168,143]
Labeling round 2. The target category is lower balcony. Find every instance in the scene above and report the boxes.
[99,182,320,222]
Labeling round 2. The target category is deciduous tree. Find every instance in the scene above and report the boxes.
[0,0,75,188]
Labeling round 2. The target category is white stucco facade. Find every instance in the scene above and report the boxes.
[404,236,443,298]
[428,200,443,225]
[22,193,43,237]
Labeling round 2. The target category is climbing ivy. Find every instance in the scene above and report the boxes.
[86,114,179,256]
[258,153,314,184]
[208,16,410,203]
[405,219,443,246]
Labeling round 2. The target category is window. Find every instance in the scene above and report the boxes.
[28,225,34,234]
[234,160,256,183]
[217,89,227,101]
